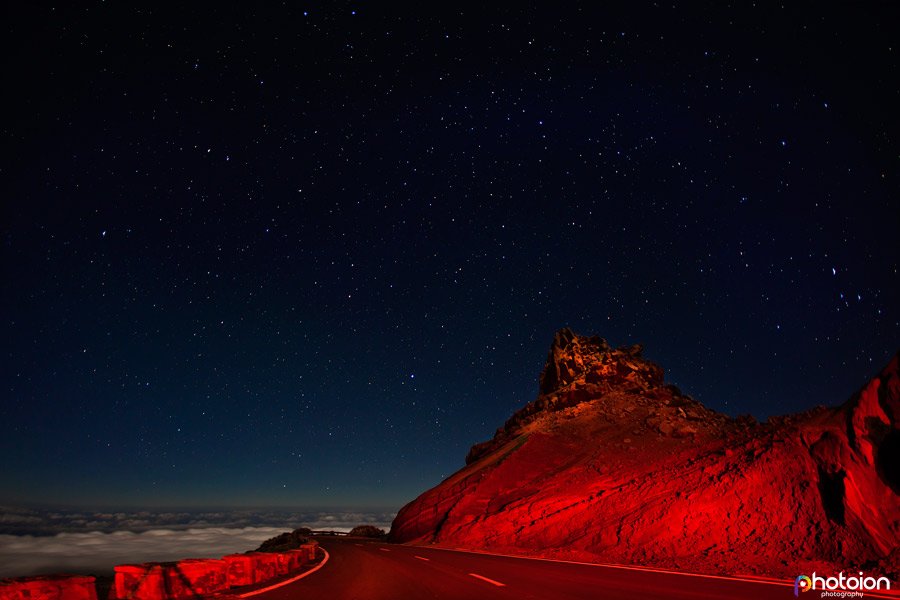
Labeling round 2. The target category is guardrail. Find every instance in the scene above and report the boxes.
[0,542,319,600]
[0,575,97,600]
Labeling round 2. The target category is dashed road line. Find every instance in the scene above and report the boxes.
[468,573,506,587]
[424,546,812,594]
[414,555,430,561]
[379,547,391,552]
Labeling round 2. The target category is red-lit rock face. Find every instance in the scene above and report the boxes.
[390,329,900,579]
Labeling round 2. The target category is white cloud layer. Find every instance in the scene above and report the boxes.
[0,528,284,577]
[0,506,395,536]
[0,511,394,577]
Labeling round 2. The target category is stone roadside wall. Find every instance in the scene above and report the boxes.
[0,542,319,600]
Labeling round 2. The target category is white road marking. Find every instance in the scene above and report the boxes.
[354,543,363,546]
[420,546,898,600]
[379,547,391,552]
[414,555,430,561]
[237,548,330,597]
[468,573,506,587]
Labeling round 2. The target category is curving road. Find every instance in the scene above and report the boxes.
[245,536,845,600]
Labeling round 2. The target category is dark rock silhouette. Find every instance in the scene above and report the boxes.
[348,525,386,538]
[254,528,311,552]
[391,329,900,579]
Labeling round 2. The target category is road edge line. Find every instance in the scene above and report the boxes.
[237,548,331,598]
[415,546,804,591]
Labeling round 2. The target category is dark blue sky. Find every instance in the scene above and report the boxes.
[2,3,897,511]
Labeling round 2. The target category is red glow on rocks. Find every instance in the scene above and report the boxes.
[113,560,228,600]
[108,544,319,599]
[391,329,900,580]
[222,554,256,587]
[0,540,321,600]
[0,575,97,600]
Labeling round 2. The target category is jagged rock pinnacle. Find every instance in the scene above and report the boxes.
[467,329,670,464]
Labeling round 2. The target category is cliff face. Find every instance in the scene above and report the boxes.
[390,329,900,578]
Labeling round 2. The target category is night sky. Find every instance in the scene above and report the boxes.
[2,3,898,512]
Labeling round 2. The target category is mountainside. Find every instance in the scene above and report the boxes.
[390,329,900,579]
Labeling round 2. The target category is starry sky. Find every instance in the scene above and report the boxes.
[2,3,898,512]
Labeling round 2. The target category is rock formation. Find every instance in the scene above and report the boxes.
[390,328,900,579]
[254,528,312,552]
[347,525,387,539]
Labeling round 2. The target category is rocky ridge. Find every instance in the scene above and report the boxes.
[390,329,900,579]
[466,328,726,464]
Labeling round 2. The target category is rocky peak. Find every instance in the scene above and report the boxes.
[538,327,663,396]
[466,329,671,464]
[539,328,607,394]
[392,333,900,582]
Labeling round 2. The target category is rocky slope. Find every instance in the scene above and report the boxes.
[390,329,900,579]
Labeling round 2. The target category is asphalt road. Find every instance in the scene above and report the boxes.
[246,537,825,600]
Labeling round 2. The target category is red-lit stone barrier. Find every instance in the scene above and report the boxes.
[113,564,166,600]
[0,542,319,600]
[300,543,317,562]
[271,553,291,577]
[221,554,255,587]
[283,550,307,572]
[0,575,97,600]
[109,540,318,599]
[166,559,227,598]
[244,553,277,583]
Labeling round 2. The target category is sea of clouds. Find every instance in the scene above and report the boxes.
[0,506,394,577]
